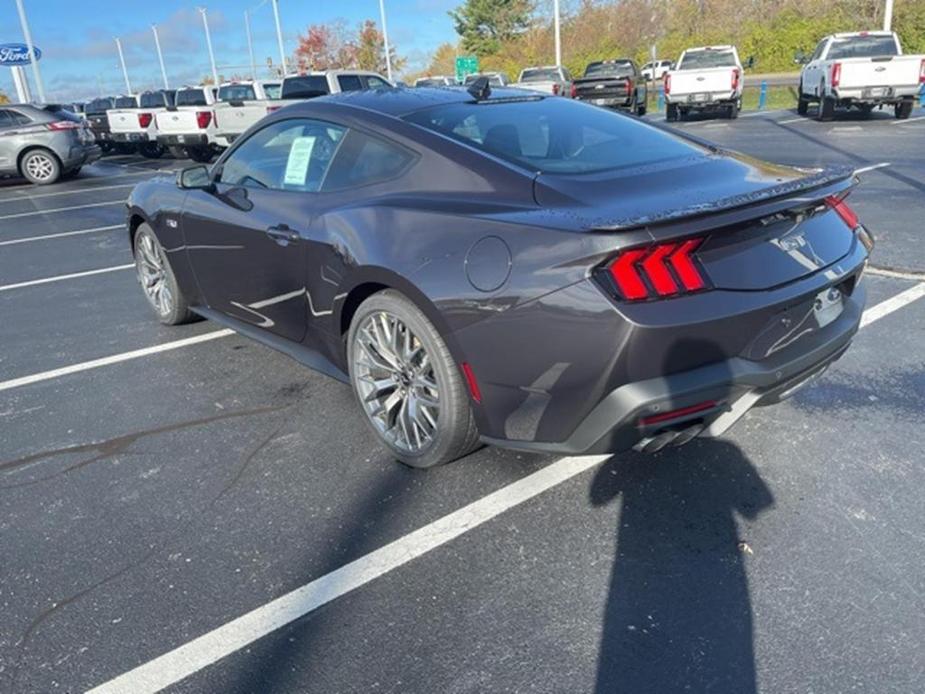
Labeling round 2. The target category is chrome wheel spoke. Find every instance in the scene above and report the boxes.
[136,232,173,316]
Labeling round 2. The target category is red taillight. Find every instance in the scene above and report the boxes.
[46,120,80,131]
[137,112,153,128]
[196,111,212,129]
[606,238,708,302]
[731,67,740,91]
[625,78,634,97]
[919,58,925,83]
[663,72,671,95]
[825,195,860,229]
[831,62,841,88]
[569,83,577,98]
[640,400,718,427]
[460,362,481,403]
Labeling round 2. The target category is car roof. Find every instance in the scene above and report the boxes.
[308,85,537,117]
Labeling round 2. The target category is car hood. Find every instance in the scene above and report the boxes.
[533,150,857,231]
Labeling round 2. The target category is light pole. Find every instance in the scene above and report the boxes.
[378,0,393,81]
[199,7,220,86]
[14,0,46,102]
[115,37,132,94]
[245,10,257,79]
[553,0,561,67]
[883,0,894,31]
[152,24,169,89]
[271,0,287,76]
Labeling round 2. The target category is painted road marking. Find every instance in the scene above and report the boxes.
[0,183,135,204]
[778,117,809,124]
[855,162,891,175]
[0,264,134,292]
[0,330,234,393]
[891,116,925,125]
[0,224,122,247]
[84,282,925,694]
[0,200,123,221]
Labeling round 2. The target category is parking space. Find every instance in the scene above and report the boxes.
[1,116,924,694]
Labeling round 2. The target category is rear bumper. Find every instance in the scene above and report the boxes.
[110,131,152,143]
[481,279,865,455]
[574,95,633,109]
[63,144,101,168]
[668,92,738,109]
[833,85,921,103]
[157,133,210,147]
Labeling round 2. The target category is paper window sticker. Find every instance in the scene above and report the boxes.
[283,136,317,186]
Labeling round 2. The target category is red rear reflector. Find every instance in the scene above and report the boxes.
[669,238,706,291]
[731,68,740,91]
[831,62,841,88]
[826,195,859,229]
[919,58,925,83]
[640,400,717,426]
[196,111,212,129]
[608,248,649,300]
[461,362,481,403]
[640,244,679,296]
[137,112,153,128]
[664,73,671,95]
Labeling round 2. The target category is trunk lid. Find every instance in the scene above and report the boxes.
[534,153,858,291]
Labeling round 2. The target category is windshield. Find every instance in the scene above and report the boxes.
[678,50,737,70]
[264,83,281,99]
[584,62,634,78]
[114,97,137,109]
[404,96,703,175]
[219,84,257,102]
[281,76,330,99]
[828,35,899,59]
[416,77,448,87]
[140,92,171,108]
[176,89,207,107]
[520,69,560,82]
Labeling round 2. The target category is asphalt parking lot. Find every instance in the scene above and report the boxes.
[1,108,924,693]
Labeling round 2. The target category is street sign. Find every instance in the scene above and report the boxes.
[455,56,478,83]
[0,43,41,67]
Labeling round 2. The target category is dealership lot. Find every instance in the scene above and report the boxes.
[1,111,924,693]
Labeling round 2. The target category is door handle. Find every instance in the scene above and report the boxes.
[266,224,300,245]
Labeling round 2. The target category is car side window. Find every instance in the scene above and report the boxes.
[338,75,363,92]
[322,130,414,191]
[218,118,346,193]
[364,75,390,89]
[811,40,827,62]
[0,110,12,129]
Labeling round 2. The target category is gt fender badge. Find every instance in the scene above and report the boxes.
[166,219,178,228]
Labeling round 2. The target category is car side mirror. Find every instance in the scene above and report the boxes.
[793,51,807,65]
[744,55,756,70]
[177,165,214,191]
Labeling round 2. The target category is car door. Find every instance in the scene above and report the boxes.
[180,117,346,344]
[804,39,828,94]
[0,110,15,170]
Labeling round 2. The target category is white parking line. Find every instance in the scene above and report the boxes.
[891,115,925,125]
[0,330,233,393]
[0,264,133,292]
[68,282,925,694]
[86,453,610,694]
[855,162,891,175]
[0,224,122,247]
[0,200,123,221]
[778,117,809,124]
[0,183,135,204]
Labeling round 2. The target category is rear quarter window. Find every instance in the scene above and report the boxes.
[219,84,257,102]
[176,89,207,107]
[403,96,704,175]
[322,130,414,191]
[827,35,899,59]
[114,97,137,109]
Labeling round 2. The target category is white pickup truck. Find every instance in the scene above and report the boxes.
[798,31,924,120]
[512,65,572,96]
[154,85,222,162]
[212,80,281,148]
[664,46,745,121]
[107,90,175,157]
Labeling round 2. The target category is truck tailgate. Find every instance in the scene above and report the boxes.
[670,68,734,95]
[108,110,141,133]
[214,104,272,135]
[155,108,205,134]
[837,56,923,88]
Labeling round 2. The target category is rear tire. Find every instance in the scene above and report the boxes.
[187,146,214,163]
[167,145,187,159]
[20,148,61,185]
[666,103,679,122]
[819,95,836,121]
[133,223,196,326]
[636,101,647,116]
[726,102,739,119]
[140,142,165,159]
[797,82,809,115]
[895,98,913,119]
[347,290,481,468]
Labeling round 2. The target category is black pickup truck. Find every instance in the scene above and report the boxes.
[85,97,116,153]
[571,59,647,115]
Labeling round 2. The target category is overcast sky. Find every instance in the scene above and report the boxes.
[0,0,460,101]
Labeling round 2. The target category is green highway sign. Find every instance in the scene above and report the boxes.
[455,56,478,83]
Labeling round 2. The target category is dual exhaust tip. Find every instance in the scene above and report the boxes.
[633,423,705,454]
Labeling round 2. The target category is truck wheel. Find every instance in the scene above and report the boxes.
[167,146,187,159]
[666,103,679,122]
[819,96,836,121]
[895,99,913,120]
[797,82,809,115]
[140,142,164,159]
[726,102,739,119]
[187,147,214,163]
[636,101,647,117]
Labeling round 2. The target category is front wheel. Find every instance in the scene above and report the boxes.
[133,224,196,325]
[347,290,480,468]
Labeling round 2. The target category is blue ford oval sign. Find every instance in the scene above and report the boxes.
[0,44,42,67]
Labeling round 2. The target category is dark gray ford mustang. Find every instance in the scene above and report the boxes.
[126,85,872,467]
